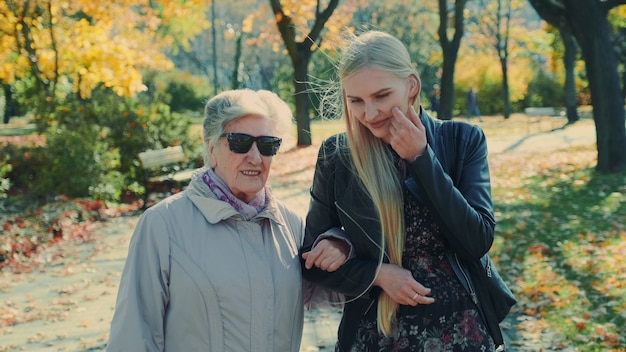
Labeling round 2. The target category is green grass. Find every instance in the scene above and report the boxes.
[489,147,626,350]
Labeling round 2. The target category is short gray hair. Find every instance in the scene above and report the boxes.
[202,89,294,165]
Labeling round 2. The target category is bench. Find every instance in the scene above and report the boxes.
[138,145,195,208]
[524,107,566,133]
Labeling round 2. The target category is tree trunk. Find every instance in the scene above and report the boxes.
[528,0,626,173]
[566,0,626,173]
[561,31,580,124]
[622,65,626,101]
[269,0,339,147]
[500,56,511,119]
[211,0,219,94]
[293,46,312,146]
[3,84,13,124]
[496,0,512,119]
[438,55,457,121]
[231,33,243,90]
[437,0,467,120]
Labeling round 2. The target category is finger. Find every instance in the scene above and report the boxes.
[408,105,423,129]
[325,260,340,272]
[315,249,339,271]
[391,107,412,131]
[407,292,435,306]
[413,292,435,305]
[321,252,346,272]
[303,249,321,269]
[391,106,409,121]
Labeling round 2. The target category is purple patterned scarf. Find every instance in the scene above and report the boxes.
[201,168,266,220]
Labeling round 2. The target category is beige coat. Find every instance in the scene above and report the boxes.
[107,169,305,351]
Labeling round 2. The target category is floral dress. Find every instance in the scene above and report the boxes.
[347,174,495,351]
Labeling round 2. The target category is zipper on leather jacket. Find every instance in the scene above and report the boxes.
[332,201,386,304]
[335,202,390,262]
[455,253,478,305]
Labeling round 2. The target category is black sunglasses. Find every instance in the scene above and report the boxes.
[220,133,282,156]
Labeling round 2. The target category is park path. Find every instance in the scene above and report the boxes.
[0,118,596,352]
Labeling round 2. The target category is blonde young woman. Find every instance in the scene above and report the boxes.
[301,31,507,351]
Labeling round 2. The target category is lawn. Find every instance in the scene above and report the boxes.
[489,145,625,351]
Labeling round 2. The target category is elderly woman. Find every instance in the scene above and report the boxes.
[107,89,348,351]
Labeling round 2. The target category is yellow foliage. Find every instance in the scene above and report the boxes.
[245,0,358,52]
[0,0,207,98]
[242,14,255,34]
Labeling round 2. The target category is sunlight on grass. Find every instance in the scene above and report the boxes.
[492,144,626,350]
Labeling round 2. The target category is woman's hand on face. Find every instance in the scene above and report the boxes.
[302,238,349,272]
[389,105,427,162]
[374,263,435,306]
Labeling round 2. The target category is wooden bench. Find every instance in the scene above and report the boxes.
[524,107,566,133]
[138,145,195,208]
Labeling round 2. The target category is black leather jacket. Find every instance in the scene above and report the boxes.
[302,109,497,349]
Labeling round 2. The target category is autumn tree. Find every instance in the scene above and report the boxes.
[171,0,284,92]
[474,0,519,119]
[437,0,467,120]
[528,0,626,173]
[553,27,581,124]
[609,7,626,100]
[268,0,350,146]
[0,0,210,200]
[0,0,208,126]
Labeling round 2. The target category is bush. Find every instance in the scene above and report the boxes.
[525,69,564,108]
[0,157,11,199]
[2,144,47,196]
[166,81,205,113]
[7,83,200,202]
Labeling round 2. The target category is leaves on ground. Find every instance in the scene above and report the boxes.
[1,119,625,350]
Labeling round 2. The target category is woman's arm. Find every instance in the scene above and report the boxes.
[107,211,170,351]
[301,137,380,298]
[407,124,495,260]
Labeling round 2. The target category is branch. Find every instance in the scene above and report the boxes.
[602,0,626,10]
[438,0,448,46]
[307,0,340,47]
[527,0,570,31]
[269,0,297,62]
[46,0,59,95]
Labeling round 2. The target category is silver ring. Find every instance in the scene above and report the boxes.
[412,293,420,301]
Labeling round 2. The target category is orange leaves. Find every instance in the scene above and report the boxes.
[528,243,548,254]
[242,14,255,34]
[486,120,626,349]
[0,198,108,273]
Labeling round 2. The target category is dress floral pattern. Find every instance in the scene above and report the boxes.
[347,179,495,351]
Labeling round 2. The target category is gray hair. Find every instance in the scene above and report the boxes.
[202,89,293,165]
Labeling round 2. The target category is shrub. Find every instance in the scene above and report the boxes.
[8,76,201,202]
[166,81,205,113]
[0,158,11,199]
[525,69,564,108]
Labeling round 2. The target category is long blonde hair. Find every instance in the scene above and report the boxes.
[337,30,421,336]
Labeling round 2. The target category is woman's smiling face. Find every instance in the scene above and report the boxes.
[343,67,417,143]
[209,114,276,203]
